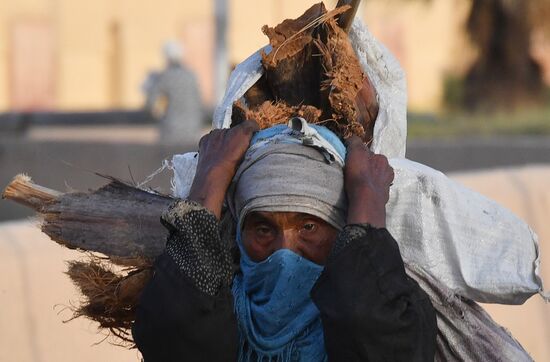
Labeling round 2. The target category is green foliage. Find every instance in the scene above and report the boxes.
[442,74,465,111]
[408,105,550,139]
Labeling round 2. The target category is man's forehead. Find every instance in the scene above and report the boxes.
[245,211,326,224]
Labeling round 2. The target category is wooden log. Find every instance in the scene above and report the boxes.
[2,174,61,210]
[252,3,366,140]
[336,0,362,33]
[3,174,173,261]
[260,3,329,106]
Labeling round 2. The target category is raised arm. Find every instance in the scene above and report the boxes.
[132,121,259,362]
[311,137,437,361]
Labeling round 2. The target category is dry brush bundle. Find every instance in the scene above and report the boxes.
[232,2,377,143]
[3,174,170,346]
[65,256,152,345]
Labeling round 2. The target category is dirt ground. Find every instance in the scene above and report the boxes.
[0,221,137,361]
[0,165,548,361]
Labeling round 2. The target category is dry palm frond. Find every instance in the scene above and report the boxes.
[65,255,153,346]
[234,2,374,143]
[269,5,351,62]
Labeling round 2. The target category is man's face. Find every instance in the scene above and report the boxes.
[242,211,338,265]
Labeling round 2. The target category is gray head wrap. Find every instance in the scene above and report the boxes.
[227,134,347,231]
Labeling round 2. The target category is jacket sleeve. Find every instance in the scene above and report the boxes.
[132,200,238,362]
[311,224,437,362]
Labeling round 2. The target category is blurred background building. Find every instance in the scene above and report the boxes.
[1,0,217,111]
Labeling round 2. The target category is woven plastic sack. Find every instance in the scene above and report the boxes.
[388,158,543,304]
[406,264,533,361]
[171,152,198,199]
[173,19,546,304]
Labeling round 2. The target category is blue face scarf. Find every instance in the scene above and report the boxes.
[232,232,327,362]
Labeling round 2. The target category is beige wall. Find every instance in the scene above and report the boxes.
[0,5,5,111]
[363,0,472,112]
[1,0,213,111]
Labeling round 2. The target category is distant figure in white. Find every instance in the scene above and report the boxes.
[143,41,203,145]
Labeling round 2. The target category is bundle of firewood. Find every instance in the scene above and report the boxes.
[234,1,376,143]
[3,174,168,343]
[3,0,373,346]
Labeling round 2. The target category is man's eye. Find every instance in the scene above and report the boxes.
[302,223,317,232]
[255,226,273,236]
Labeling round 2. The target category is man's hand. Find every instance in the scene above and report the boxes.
[344,136,394,228]
[188,120,260,219]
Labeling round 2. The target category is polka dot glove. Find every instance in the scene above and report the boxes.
[161,200,233,297]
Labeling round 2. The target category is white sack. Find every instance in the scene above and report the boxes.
[171,152,198,199]
[388,158,543,304]
[173,19,546,304]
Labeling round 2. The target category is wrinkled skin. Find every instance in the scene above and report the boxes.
[344,135,394,227]
[242,211,338,265]
[188,120,260,219]
[188,119,394,263]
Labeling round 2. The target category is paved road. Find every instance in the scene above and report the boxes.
[407,136,550,173]
[1,135,549,222]
[0,139,193,221]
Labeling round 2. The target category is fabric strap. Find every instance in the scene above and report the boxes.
[229,142,347,232]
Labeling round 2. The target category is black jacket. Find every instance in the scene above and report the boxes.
[132,203,436,361]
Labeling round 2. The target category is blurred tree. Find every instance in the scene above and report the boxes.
[464,0,544,111]
[402,0,550,111]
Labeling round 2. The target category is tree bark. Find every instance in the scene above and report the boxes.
[3,174,173,262]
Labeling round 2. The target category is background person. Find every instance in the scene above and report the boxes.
[143,40,203,145]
